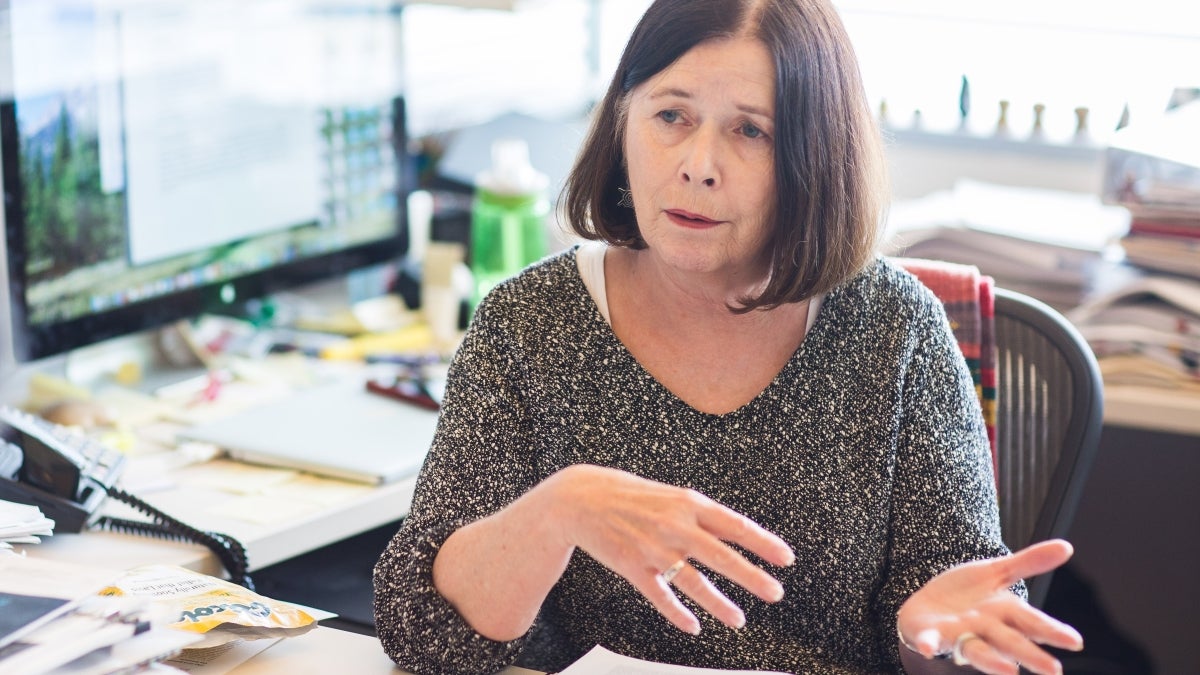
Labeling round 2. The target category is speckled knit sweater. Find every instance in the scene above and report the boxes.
[373,249,1014,675]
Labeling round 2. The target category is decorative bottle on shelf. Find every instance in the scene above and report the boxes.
[468,138,549,315]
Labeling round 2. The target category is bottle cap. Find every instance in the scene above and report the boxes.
[476,138,548,196]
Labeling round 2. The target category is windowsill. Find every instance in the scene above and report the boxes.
[884,125,1105,162]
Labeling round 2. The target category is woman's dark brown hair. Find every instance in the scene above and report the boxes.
[563,0,887,311]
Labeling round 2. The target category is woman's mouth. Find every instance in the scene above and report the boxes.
[665,209,720,229]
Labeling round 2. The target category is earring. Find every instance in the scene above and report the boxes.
[617,187,634,208]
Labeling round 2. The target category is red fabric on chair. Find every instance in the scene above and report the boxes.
[893,258,998,481]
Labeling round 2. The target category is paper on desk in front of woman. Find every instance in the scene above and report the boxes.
[559,645,789,675]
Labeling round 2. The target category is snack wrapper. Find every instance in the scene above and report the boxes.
[100,565,317,646]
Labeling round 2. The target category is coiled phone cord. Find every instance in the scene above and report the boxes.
[95,485,254,590]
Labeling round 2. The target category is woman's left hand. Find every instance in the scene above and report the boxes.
[896,539,1085,675]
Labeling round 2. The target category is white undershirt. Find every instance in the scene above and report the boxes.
[575,239,823,329]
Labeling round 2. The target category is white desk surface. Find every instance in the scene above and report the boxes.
[232,628,539,675]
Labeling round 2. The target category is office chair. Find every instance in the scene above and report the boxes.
[991,287,1104,608]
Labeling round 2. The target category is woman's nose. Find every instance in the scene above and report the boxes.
[680,126,720,188]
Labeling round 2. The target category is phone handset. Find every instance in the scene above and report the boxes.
[0,405,253,589]
[0,405,122,532]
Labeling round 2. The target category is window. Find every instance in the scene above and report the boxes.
[401,1,592,136]
[834,1,1200,143]
[401,1,1199,148]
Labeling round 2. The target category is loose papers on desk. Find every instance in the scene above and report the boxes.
[0,556,325,674]
[0,554,198,674]
[0,500,54,549]
[883,179,1131,310]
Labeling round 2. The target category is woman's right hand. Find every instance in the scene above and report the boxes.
[540,464,795,634]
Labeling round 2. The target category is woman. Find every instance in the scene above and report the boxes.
[374,1,1084,673]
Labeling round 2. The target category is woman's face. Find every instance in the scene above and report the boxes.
[623,36,776,284]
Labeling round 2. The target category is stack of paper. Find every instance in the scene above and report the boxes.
[884,179,1131,310]
[1067,274,1200,390]
[0,499,55,549]
[1101,101,1200,279]
[0,555,199,674]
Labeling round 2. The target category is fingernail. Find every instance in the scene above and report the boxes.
[770,582,785,602]
[733,612,746,630]
[783,550,796,566]
[689,623,702,636]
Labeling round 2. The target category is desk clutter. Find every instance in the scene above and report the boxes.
[1102,100,1200,281]
[0,305,443,672]
[0,311,446,647]
[882,178,1131,311]
[880,98,1200,399]
[1077,100,1200,391]
[0,554,321,675]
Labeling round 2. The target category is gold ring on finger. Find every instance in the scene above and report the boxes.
[659,558,687,584]
[951,632,981,667]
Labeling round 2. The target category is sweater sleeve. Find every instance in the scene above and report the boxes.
[372,292,541,675]
[873,289,1024,670]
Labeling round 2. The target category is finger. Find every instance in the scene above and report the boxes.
[955,634,1019,675]
[694,499,795,568]
[908,627,947,659]
[629,570,701,635]
[993,539,1074,588]
[1003,601,1085,652]
[669,564,746,630]
[687,534,785,604]
[975,622,1064,675]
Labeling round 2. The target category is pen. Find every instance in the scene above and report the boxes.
[365,376,441,411]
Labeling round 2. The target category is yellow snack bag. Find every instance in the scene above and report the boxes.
[100,565,317,643]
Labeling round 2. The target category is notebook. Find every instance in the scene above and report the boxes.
[178,376,439,485]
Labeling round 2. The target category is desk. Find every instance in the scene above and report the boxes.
[231,628,540,675]
[18,363,429,576]
[20,466,419,577]
[1103,384,1200,437]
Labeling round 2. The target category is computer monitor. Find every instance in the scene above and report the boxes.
[0,0,411,365]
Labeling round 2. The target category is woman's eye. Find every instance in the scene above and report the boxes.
[658,110,681,124]
[740,122,766,139]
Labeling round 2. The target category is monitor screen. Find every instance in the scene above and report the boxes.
[1,0,410,364]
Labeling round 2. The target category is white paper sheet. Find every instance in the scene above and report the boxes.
[558,646,789,675]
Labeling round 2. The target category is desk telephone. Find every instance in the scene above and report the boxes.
[0,405,253,588]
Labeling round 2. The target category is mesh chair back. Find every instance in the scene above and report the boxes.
[993,288,1104,607]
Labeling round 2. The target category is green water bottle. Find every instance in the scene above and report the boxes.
[469,138,550,314]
